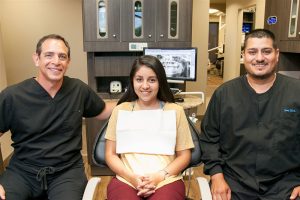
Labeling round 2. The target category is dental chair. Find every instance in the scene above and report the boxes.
[82,116,212,200]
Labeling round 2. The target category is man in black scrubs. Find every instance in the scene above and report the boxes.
[200,29,300,200]
[0,34,115,200]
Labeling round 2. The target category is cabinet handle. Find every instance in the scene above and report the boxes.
[148,34,152,38]
[160,34,164,38]
[112,34,116,38]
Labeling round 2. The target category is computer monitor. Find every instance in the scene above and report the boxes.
[143,47,197,82]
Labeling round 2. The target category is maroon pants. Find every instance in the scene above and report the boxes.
[107,177,185,200]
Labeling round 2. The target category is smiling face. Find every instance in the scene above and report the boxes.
[133,65,159,106]
[33,38,70,85]
[243,37,279,80]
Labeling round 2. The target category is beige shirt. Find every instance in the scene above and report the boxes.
[105,101,194,189]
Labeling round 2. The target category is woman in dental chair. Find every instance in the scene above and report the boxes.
[105,55,194,200]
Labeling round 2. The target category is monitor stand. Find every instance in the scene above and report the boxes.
[167,79,185,84]
[168,79,185,96]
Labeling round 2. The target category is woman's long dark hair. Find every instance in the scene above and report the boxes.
[118,55,175,105]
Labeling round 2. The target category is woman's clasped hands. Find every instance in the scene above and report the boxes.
[132,171,165,198]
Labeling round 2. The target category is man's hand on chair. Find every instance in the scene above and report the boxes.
[290,185,300,200]
[211,173,231,200]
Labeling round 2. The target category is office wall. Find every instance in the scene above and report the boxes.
[255,0,266,28]
[186,0,209,115]
[0,24,7,91]
[0,0,87,85]
[223,0,265,82]
[0,22,13,161]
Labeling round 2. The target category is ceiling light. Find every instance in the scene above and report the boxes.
[209,8,219,14]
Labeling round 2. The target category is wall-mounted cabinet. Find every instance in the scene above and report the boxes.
[264,0,282,40]
[265,0,300,73]
[280,0,300,52]
[121,0,192,42]
[265,0,300,53]
[280,0,300,40]
[155,0,192,42]
[83,0,120,43]
[82,0,192,52]
[120,0,155,42]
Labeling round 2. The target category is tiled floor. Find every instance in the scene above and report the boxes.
[205,72,223,108]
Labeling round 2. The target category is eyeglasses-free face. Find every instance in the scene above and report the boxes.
[243,37,279,80]
[33,38,70,84]
[133,65,159,107]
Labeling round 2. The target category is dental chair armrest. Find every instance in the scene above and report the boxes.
[82,177,101,200]
[196,177,212,200]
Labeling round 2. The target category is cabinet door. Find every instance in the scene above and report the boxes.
[121,0,155,42]
[83,0,120,42]
[280,0,300,41]
[264,0,283,40]
[156,0,192,42]
[278,0,300,52]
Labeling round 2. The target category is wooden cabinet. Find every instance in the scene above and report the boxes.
[265,0,300,53]
[86,52,141,99]
[280,0,300,40]
[83,0,120,50]
[264,0,284,44]
[121,0,192,42]
[280,0,300,52]
[156,0,192,42]
[82,0,193,52]
[265,0,300,73]
[120,0,155,42]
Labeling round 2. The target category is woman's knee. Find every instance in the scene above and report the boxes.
[148,180,185,200]
[107,177,140,200]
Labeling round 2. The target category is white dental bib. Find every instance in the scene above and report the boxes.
[116,109,176,155]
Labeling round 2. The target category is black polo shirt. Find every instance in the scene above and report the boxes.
[200,73,300,191]
[0,76,105,167]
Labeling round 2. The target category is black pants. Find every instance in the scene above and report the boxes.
[224,172,300,200]
[0,157,87,200]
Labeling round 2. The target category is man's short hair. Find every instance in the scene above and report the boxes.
[35,34,71,58]
[244,29,277,49]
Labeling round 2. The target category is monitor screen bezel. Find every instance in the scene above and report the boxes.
[143,47,197,82]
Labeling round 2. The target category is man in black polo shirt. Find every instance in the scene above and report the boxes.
[0,34,115,200]
[200,29,300,199]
